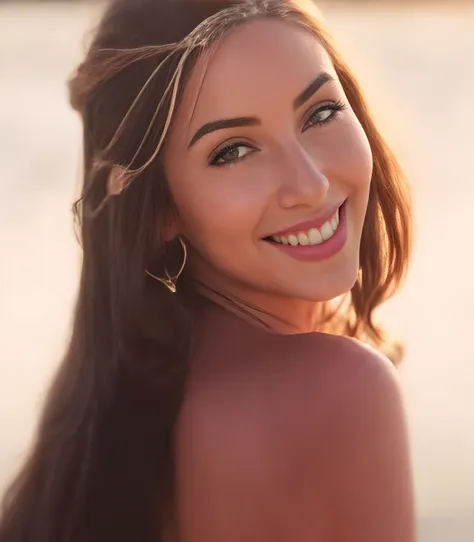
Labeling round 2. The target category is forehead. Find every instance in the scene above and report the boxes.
[174,18,336,136]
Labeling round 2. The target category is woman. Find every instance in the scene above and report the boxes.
[0,0,416,541]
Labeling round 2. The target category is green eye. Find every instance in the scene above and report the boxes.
[209,142,255,166]
[303,100,346,131]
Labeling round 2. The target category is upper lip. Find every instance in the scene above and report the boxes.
[265,200,345,238]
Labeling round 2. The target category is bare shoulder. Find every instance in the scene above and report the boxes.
[280,330,407,449]
[247,330,402,410]
[288,333,416,542]
[293,332,402,406]
[177,331,400,440]
[268,332,416,542]
[173,331,415,542]
[268,332,407,452]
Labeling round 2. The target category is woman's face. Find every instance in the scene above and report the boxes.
[163,18,372,303]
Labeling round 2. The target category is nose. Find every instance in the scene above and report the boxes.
[276,141,329,209]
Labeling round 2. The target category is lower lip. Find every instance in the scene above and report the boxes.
[265,202,348,262]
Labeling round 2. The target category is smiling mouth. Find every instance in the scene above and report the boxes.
[264,205,342,247]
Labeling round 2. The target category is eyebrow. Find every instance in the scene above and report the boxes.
[189,117,260,148]
[293,72,335,110]
[188,71,335,148]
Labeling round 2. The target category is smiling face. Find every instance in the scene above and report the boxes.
[162,18,373,307]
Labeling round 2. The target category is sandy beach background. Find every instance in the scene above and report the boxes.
[1,1,473,539]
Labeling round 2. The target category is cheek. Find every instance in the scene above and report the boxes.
[168,166,270,254]
[340,117,373,189]
[319,115,373,191]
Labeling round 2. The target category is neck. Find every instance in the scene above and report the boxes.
[188,278,331,336]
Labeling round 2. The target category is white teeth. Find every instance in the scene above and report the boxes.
[297,232,309,246]
[320,221,333,241]
[268,207,341,247]
[308,228,323,245]
[288,234,299,246]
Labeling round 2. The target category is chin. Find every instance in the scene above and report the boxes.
[293,263,360,303]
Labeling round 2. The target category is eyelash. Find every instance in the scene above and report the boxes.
[208,142,256,167]
[208,100,347,167]
[303,100,347,131]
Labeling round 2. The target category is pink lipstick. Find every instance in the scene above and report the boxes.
[264,201,347,262]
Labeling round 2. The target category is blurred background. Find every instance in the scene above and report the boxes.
[0,1,473,540]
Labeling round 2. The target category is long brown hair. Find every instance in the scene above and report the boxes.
[0,1,411,541]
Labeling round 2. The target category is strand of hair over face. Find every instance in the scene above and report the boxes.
[70,3,251,219]
[70,0,326,224]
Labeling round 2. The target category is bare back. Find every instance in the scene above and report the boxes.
[172,302,416,542]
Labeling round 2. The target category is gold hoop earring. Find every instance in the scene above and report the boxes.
[146,237,187,294]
